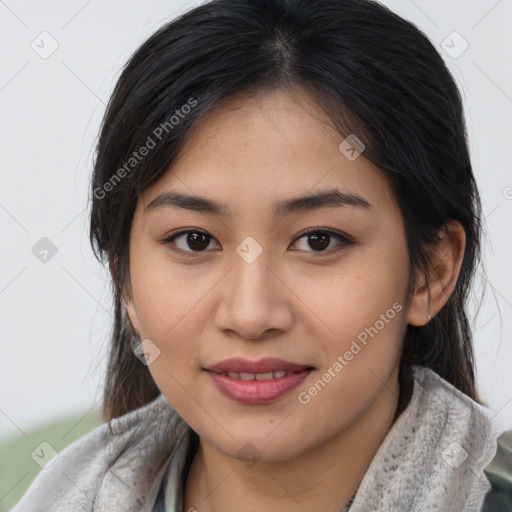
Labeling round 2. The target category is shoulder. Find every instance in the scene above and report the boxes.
[409,366,498,463]
[411,364,481,406]
[411,366,501,504]
[411,365,495,433]
[11,393,189,512]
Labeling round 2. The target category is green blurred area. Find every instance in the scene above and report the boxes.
[0,408,103,511]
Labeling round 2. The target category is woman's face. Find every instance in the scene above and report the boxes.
[124,88,415,462]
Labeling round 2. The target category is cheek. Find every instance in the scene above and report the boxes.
[293,250,408,354]
[318,247,409,397]
[294,283,406,441]
[129,254,223,396]
[131,248,217,340]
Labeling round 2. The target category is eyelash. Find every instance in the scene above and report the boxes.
[161,227,353,258]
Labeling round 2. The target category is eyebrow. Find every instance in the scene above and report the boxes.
[146,188,371,217]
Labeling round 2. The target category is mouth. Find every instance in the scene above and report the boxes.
[210,369,302,380]
[204,357,315,404]
[206,357,314,374]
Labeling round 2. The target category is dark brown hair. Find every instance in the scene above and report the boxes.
[89,0,484,426]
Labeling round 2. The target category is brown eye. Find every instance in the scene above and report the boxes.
[163,227,352,258]
[291,228,352,255]
[305,232,330,251]
[163,230,220,255]
[183,232,210,251]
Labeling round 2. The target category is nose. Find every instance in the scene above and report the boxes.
[214,248,293,341]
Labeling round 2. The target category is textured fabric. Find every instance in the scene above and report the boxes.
[348,368,497,511]
[11,366,500,511]
[162,429,194,511]
[10,392,190,512]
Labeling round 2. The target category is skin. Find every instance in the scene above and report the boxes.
[123,87,466,511]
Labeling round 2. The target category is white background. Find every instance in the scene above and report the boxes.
[1,0,511,443]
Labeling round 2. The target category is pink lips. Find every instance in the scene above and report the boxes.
[205,357,313,404]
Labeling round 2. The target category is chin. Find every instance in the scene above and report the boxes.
[213,431,311,464]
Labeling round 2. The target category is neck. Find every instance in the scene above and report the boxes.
[184,367,401,512]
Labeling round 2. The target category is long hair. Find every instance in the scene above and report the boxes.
[89,0,484,426]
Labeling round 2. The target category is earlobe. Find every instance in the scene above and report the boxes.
[406,220,466,327]
[406,273,430,327]
[122,287,142,337]
[111,254,142,337]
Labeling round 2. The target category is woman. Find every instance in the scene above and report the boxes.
[12,0,507,510]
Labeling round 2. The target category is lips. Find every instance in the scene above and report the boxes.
[206,357,312,374]
[217,370,290,381]
[205,357,314,404]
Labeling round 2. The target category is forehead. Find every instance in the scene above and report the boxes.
[139,88,398,217]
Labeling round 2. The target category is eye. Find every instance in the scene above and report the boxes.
[162,227,352,257]
[162,229,220,256]
[290,228,353,255]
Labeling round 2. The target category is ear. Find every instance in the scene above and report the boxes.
[110,255,142,337]
[122,286,142,337]
[406,220,466,326]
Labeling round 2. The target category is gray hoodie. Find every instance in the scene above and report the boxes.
[11,366,499,511]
